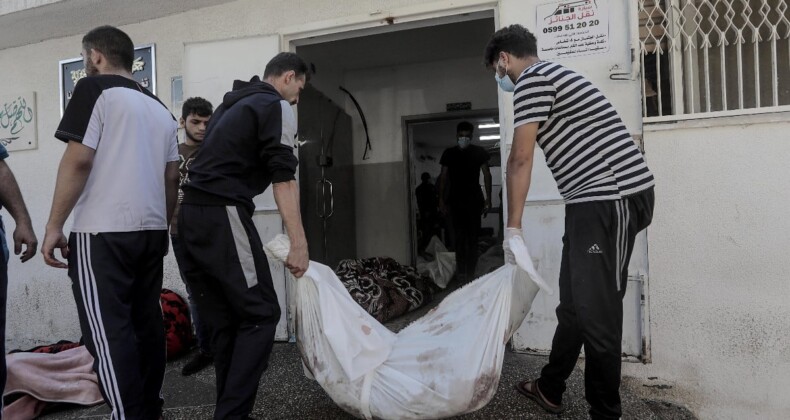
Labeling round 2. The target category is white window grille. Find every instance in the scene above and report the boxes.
[639,0,790,118]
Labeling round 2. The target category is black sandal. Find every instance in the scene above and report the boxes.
[514,379,565,414]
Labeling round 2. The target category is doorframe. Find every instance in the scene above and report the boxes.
[280,1,499,51]
[280,2,501,268]
[402,108,499,265]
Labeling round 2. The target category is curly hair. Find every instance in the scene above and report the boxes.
[483,24,538,67]
[181,97,213,120]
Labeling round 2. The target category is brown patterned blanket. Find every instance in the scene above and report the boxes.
[335,257,436,323]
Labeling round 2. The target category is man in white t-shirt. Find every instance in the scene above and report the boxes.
[42,26,179,420]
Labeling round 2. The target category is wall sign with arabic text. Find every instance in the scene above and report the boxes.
[59,44,156,115]
[0,92,37,152]
[537,0,610,60]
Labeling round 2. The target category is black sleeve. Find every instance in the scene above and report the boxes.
[55,77,103,143]
[258,100,298,183]
[439,148,451,167]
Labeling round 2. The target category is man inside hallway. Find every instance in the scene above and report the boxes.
[438,121,492,282]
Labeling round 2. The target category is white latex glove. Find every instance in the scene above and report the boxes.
[503,227,523,265]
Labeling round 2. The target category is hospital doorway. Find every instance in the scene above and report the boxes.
[405,112,504,282]
[295,14,498,273]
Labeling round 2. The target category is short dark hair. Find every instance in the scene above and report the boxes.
[82,26,135,71]
[263,52,311,82]
[181,97,213,120]
[421,172,431,182]
[483,24,538,67]
[457,121,474,134]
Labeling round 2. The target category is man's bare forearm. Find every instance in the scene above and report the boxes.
[273,179,309,277]
[506,156,532,229]
[0,161,32,226]
[272,180,306,246]
[506,124,539,229]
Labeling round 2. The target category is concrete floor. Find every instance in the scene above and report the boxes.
[39,343,696,420]
[39,276,696,420]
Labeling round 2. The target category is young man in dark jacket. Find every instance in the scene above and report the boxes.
[178,52,309,419]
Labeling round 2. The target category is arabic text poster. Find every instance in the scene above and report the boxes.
[537,0,610,60]
[0,92,37,152]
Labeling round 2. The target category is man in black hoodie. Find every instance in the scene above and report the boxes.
[178,52,309,419]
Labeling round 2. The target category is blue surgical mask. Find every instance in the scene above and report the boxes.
[495,60,516,92]
[457,137,471,149]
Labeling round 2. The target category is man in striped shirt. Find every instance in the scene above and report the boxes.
[485,24,655,420]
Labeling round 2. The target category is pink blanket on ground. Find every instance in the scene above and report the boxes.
[3,346,103,419]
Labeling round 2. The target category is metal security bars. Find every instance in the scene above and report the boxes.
[639,0,790,118]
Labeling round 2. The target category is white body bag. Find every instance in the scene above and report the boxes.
[265,235,551,419]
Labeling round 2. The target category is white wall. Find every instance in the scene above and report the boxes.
[343,56,498,166]
[492,1,790,416]
[342,56,498,262]
[0,0,61,15]
[0,0,438,349]
[622,113,790,419]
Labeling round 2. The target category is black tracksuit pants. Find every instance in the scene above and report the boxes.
[177,204,281,420]
[538,188,654,420]
[450,199,483,280]
[68,231,168,420]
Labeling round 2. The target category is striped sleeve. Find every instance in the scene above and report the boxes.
[513,72,556,129]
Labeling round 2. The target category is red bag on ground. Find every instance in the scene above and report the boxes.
[160,288,193,360]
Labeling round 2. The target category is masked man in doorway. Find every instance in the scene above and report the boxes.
[438,121,492,282]
[169,97,215,376]
[178,52,309,419]
[485,24,655,420]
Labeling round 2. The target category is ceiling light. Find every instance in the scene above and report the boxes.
[480,135,500,141]
[478,123,500,129]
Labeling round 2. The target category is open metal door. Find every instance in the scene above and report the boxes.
[297,85,357,269]
[183,35,292,341]
[500,0,650,359]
